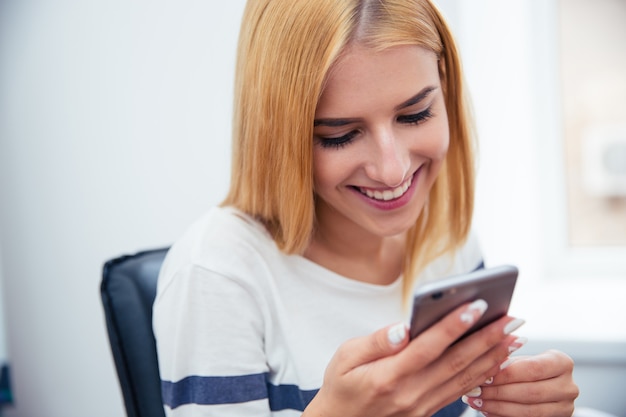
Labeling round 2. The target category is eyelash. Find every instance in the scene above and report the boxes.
[397,107,434,125]
[317,107,434,150]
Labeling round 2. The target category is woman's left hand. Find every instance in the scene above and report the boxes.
[462,349,579,417]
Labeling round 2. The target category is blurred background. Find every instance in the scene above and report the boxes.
[0,0,624,416]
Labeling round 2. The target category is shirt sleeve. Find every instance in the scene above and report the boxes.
[153,263,272,417]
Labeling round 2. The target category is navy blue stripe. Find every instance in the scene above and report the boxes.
[267,382,318,411]
[162,373,318,411]
[163,373,467,415]
[434,398,467,417]
[162,373,268,409]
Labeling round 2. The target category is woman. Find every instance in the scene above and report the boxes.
[153,0,579,416]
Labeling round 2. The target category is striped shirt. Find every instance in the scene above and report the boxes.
[153,206,483,416]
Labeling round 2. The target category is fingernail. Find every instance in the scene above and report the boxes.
[500,357,515,370]
[461,395,469,404]
[387,323,407,345]
[468,397,483,408]
[484,376,494,385]
[508,336,527,354]
[503,318,525,335]
[460,299,488,324]
[464,386,482,397]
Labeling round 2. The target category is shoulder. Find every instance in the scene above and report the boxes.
[156,206,279,295]
[418,230,484,283]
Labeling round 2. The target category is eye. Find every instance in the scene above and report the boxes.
[317,130,358,149]
[397,107,434,125]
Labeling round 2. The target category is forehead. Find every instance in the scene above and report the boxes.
[316,45,440,116]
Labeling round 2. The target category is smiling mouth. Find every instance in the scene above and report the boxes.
[357,174,414,201]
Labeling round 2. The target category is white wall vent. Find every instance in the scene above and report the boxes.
[582,124,626,197]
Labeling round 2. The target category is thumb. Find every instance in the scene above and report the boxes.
[334,323,409,373]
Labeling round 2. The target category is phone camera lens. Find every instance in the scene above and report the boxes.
[431,291,443,300]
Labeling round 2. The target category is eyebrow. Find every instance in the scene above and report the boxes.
[395,85,438,111]
[313,85,438,127]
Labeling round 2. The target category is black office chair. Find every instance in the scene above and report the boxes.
[100,248,169,417]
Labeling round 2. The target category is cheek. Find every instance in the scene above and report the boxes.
[435,109,451,156]
[415,119,450,163]
[312,148,342,192]
[435,129,450,161]
[312,147,364,194]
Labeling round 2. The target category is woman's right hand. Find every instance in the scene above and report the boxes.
[303,300,525,417]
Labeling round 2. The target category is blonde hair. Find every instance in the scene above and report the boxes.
[222,0,475,299]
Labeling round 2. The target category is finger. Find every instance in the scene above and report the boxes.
[481,373,578,404]
[438,316,524,381]
[396,299,489,371]
[405,315,522,410]
[489,350,575,386]
[461,336,528,397]
[480,364,580,412]
[473,351,579,417]
[443,332,522,397]
[385,313,521,413]
[465,397,576,417]
[411,334,513,414]
[478,353,525,388]
[329,322,409,374]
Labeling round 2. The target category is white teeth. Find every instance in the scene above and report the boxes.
[361,175,412,201]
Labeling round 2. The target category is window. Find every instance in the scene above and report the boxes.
[444,0,626,341]
[558,0,626,248]
[539,0,626,279]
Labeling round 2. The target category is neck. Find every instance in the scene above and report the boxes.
[303,203,405,285]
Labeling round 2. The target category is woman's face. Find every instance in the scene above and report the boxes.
[312,44,450,239]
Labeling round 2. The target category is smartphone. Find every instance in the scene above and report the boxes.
[409,265,518,340]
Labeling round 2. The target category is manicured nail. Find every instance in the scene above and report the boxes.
[500,357,516,370]
[464,387,482,397]
[460,299,488,324]
[484,376,494,385]
[503,318,525,335]
[387,323,407,345]
[508,336,528,354]
[468,397,483,408]
[461,395,469,404]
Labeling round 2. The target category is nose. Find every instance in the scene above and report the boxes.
[364,127,411,187]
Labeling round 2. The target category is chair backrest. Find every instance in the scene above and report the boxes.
[100,248,169,417]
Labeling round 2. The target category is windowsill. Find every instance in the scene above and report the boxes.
[510,276,626,347]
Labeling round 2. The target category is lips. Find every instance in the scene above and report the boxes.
[357,174,413,201]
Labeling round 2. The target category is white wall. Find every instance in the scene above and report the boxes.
[0,1,624,417]
[0,1,246,416]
